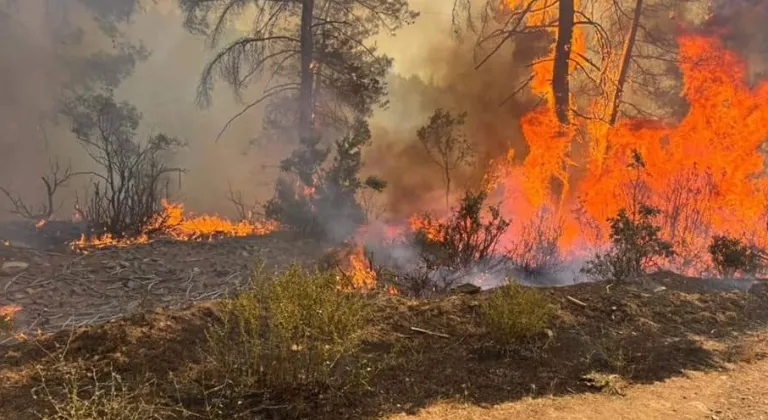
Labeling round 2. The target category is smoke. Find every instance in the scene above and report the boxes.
[2,0,766,226]
[706,0,768,83]
[364,30,549,218]
[0,1,288,222]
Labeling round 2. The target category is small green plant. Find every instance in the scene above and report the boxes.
[583,205,675,281]
[481,280,554,347]
[708,235,763,277]
[203,264,371,396]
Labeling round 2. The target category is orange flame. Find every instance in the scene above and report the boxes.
[495,33,768,273]
[0,304,21,329]
[336,243,377,292]
[72,199,278,250]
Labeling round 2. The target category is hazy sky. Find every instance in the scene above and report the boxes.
[374,0,454,78]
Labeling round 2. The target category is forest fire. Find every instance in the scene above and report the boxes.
[71,199,278,250]
[494,32,768,275]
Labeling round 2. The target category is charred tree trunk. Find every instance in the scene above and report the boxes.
[552,0,575,125]
[299,0,315,139]
[608,0,643,126]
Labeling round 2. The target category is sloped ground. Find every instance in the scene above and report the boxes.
[0,231,330,344]
[1,265,767,419]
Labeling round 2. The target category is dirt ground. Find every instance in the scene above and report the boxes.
[390,358,768,419]
[2,225,768,419]
[1,248,768,419]
[0,230,329,342]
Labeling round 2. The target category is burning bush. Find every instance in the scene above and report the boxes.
[481,280,554,348]
[582,205,675,282]
[265,119,385,242]
[393,190,509,297]
[63,92,184,236]
[507,207,564,275]
[708,235,765,278]
[202,264,371,400]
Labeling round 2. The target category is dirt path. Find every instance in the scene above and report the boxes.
[391,358,768,420]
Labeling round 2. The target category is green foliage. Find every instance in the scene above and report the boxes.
[264,119,384,241]
[481,281,554,347]
[708,235,763,277]
[583,205,675,282]
[417,109,474,205]
[203,264,371,395]
[182,0,417,138]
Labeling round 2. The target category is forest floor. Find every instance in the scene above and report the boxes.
[2,225,768,419]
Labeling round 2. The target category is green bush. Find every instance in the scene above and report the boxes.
[264,120,386,241]
[481,281,554,347]
[708,235,763,277]
[582,205,674,281]
[203,264,371,393]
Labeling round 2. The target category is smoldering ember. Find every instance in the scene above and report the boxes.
[2,1,768,419]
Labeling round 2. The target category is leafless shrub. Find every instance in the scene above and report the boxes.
[225,183,262,222]
[400,190,510,297]
[508,207,564,275]
[657,166,717,269]
[63,92,185,236]
[0,158,83,221]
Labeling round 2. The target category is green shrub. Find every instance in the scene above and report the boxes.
[708,235,763,277]
[264,120,386,241]
[203,264,371,394]
[481,281,554,347]
[582,205,674,281]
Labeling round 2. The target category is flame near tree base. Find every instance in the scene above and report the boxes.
[482,33,768,277]
[69,33,768,288]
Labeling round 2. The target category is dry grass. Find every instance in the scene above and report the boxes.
[2,271,768,420]
[32,365,169,420]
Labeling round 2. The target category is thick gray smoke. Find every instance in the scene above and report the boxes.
[0,1,285,222]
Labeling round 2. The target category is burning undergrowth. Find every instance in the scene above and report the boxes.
[354,30,768,287]
[69,199,278,251]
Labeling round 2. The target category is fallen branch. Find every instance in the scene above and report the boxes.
[410,326,451,338]
[566,295,588,307]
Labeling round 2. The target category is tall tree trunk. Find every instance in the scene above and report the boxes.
[552,0,575,125]
[608,0,643,126]
[444,166,451,208]
[299,0,315,140]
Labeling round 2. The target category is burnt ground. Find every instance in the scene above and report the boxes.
[0,228,330,342]
[1,224,768,419]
